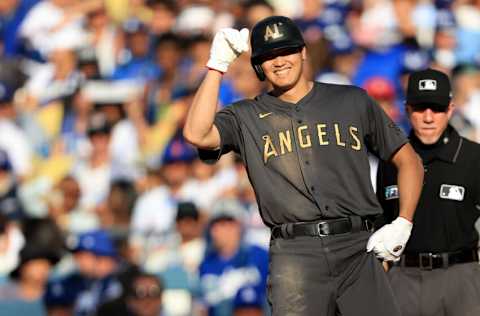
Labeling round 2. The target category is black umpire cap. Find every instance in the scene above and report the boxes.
[406,68,452,110]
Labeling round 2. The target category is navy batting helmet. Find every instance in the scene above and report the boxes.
[250,16,305,81]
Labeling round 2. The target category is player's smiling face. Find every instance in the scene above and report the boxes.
[407,103,453,144]
[260,46,305,89]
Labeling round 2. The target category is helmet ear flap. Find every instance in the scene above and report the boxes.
[252,63,265,81]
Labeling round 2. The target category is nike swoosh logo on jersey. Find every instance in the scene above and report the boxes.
[259,112,272,118]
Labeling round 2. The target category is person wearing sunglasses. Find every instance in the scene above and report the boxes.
[125,273,164,316]
[377,68,480,316]
[97,270,164,316]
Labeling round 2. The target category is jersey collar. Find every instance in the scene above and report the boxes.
[256,81,318,113]
[409,125,463,164]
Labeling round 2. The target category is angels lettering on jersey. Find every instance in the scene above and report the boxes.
[261,122,362,164]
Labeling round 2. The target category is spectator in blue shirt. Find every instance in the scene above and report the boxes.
[0,0,40,58]
[45,230,122,316]
[198,200,269,316]
[111,20,160,82]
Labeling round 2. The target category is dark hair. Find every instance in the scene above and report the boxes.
[21,218,65,251]
[0,213,7,234]
[243,0,274,12]
[109,179,137,219]
[87,112,112,137]
[154,32,183,50]
[176,201,199,221]
[14,218,65,276]
[185,33,211,50]
[146,0,177,13]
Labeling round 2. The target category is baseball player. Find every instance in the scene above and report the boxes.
[183,16,424,316]
[377,68,480,316]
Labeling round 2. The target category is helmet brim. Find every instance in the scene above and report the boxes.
[251,44,304,65]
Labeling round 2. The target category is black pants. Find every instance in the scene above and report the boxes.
[267,231,401,316]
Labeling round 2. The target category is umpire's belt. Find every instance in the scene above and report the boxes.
[271,216,373,239]
[398,248,479,270]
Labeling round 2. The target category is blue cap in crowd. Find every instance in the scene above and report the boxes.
[161,135,197,166]
[68,230,117,258]
[0,150,12,171]
[435,0,453,9]
[0,82,15,104]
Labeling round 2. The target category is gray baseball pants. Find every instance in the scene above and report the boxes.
[267,231,402,316]
[388,262,480,316]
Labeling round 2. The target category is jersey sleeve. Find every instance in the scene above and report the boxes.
[363,94,408,161]
[198,106,242,164]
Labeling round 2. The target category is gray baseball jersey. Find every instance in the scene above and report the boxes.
[200,82,407,227]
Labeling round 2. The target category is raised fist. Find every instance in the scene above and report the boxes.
[206,28,250,73]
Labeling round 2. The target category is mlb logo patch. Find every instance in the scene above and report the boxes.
[439,184,465,201]
[385,185,399,200]
[419,79,437,91]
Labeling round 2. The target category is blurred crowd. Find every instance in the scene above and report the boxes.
[0,0,480,315]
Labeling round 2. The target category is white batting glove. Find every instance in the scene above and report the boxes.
[206,28,250,73]
[366,217,413,262]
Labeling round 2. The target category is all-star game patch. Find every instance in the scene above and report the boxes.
[439,184,465,201]
[385,185,399,200]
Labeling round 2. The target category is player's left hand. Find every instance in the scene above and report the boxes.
[366,217,413,262]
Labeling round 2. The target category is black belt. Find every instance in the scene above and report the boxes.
[398,249,479,270]
[271,216,374,239]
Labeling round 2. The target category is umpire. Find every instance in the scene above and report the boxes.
[377,68,480,316]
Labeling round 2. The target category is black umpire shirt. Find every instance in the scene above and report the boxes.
[200,82,407,227]
[377,125,480,253]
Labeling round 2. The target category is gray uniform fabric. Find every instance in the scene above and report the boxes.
[269,231,401,316]
[388,263,480,316]
[199,82,408,315]
[200,82,407,227]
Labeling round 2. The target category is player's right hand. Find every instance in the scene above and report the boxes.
[206,28,250,73]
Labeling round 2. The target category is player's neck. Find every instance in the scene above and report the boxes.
[274,79,313,104]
